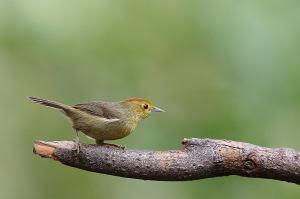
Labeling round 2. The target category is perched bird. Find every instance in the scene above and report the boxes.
[28,96,164,152]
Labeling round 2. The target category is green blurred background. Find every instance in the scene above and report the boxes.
[1,0,300,198]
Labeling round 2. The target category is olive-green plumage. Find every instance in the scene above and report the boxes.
[28,96,164,150]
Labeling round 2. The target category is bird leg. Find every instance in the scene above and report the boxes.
[95,140,126,150]
[72,129,82,153]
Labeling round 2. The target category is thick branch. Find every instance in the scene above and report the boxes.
[33,138,300,184]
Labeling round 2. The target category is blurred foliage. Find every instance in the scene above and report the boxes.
[1,0,300,198]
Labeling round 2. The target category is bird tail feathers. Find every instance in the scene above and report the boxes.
[28,96,71,112]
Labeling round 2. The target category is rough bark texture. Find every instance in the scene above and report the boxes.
[33,138,300,184]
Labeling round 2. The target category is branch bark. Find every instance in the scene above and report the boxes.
[33,138,300,184]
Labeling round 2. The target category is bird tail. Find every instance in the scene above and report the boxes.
[28,96,71,112]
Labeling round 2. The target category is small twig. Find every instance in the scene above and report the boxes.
[33,138,300,184]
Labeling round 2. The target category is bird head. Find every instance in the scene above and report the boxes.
[121,98,164,121]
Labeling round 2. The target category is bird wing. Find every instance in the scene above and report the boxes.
[73,102,121,120]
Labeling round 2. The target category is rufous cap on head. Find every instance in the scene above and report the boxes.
[123,98,154,107]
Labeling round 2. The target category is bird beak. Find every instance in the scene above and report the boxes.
[150,107,165,112]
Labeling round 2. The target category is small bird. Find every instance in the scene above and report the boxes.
[28,96,164,152]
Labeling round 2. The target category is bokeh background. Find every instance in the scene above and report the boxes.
[1,0,300,198]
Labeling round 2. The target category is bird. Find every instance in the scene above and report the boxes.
[28,96,164,152]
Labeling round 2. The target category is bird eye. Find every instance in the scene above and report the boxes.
[143,104,148,110]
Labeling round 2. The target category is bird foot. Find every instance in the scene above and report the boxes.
[99,142,126,150]
[72,137,82,154]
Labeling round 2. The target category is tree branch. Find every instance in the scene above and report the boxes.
[33,138,300,184]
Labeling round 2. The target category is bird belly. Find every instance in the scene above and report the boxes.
[70,111,133,141]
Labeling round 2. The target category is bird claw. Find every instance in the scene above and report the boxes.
[72,137,82,154]
[99,142,126,150]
